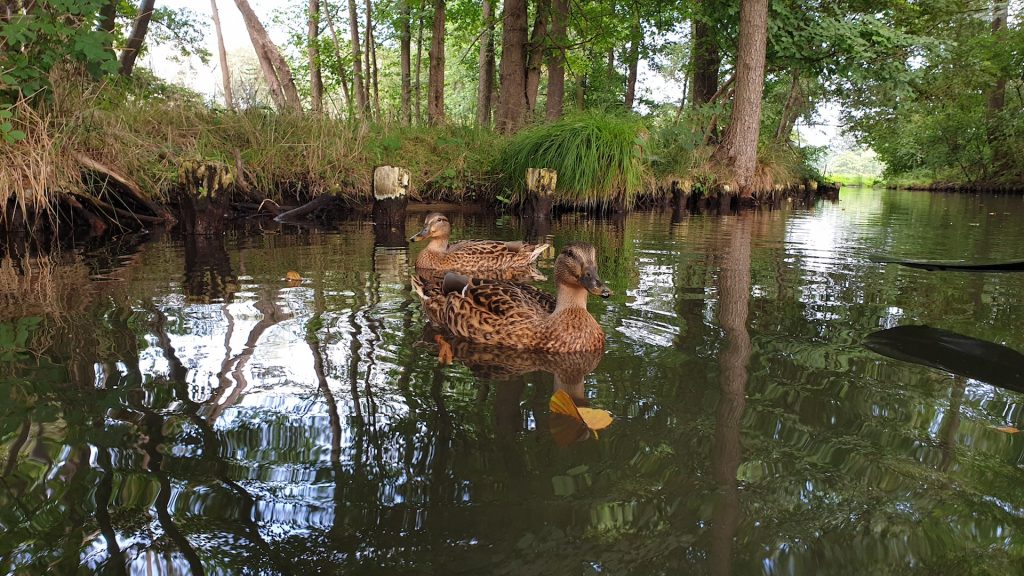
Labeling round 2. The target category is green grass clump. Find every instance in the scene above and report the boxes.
[493,111,651,208]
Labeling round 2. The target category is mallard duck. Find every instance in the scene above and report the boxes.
[411,242,612,353]
[409,212,549,273]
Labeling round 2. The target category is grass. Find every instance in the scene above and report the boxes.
[827,174,881,187]
[2,68,826,224]
[493,111,652,208]
[2,69,504,221]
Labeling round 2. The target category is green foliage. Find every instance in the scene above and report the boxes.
[493,111,650,207]
[0,0,117,105]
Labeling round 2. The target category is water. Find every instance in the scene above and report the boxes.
[3,189,1024,575]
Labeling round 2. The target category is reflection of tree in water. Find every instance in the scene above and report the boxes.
[710,215,752,576]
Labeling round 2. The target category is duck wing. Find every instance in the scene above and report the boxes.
[440,277,555,346]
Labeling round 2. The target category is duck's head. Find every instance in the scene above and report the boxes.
[409,212,450,242]
[555,242,612,299]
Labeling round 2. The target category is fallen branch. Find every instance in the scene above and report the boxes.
[273,194,341,223]
[75,153,174,222]
[63,194,108,235]
[74,192,170,227]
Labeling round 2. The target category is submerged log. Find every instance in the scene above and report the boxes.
[372,165,410,246]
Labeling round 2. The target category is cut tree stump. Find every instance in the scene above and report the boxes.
[372,165,410,247]
[525,168,557,219]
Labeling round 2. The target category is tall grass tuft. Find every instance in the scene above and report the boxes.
[493,111,651,208]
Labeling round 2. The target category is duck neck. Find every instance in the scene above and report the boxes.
[426,237,449,252]
[554,283,590,313]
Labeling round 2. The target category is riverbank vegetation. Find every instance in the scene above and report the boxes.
[1,0,1021,234]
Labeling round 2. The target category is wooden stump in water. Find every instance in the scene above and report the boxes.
[525,168,557,220]
[372,165,410,247]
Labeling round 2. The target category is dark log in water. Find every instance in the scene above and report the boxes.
[864,325,1024,393]
[869,256,1024,272]
[372,165,411,246]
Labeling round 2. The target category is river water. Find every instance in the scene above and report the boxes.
[2,189,1024,575]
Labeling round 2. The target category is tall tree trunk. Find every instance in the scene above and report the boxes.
[399,0,412,124]
[773,69,802,144]
[987,1,1008,171]
[370,22,380,118]
[118,0,155,76]
[624,18,641,110]
[427,0,446,125]
[545,0,568,121]
[711,0,769,197]
[309,0,324,113]
[497,0,529,133]
[415,14,424,124]
[363,0,373,118]
[211,0,235,110]
[476,0,496,126]
[525,0,549,114]
[691,2,720,107]
[366,0,380,119]
[347,0,368,119]
[235,0,303,112]
[324,2,353,117]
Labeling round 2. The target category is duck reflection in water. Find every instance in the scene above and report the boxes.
[419,327,606,446]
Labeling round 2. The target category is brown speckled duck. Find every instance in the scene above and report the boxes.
[409,212,549,273]
[411,242,612,353]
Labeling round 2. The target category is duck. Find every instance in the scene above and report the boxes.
[411,242,612,353]
[408,212,549,274]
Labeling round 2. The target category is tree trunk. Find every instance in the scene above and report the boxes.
[497,0,529,133]
[987,1,1008,170]
[99,0,116,32]
[347,0,368,119]
[211,0,235,110]
[624,18,640,110]
[324,2,353,117]
[525,0,549,114]
[363,0,373,118]
[118,0,155,76]
[476,0,496,127]
[691,3,720,107]
[308,0,323,113]
[545,0,568,121]
[415,14,424,124]
[773,69,802,144]
[235,0,303,112]
[710,0,768,197]
[366,0,380,119]
[399,0,412,124]
[427,0,446,125]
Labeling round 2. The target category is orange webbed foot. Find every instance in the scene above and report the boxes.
[434,334,453,365]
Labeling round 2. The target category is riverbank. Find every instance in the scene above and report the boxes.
[2,75,831,239]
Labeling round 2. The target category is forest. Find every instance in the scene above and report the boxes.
[1,0,1022,233]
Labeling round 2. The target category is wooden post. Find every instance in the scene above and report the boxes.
[372,165,410,246]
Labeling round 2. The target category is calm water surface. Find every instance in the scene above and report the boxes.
[3,189,1024,575]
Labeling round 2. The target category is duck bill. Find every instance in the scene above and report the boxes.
[580,269,612,298]
[408,226,430,242]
